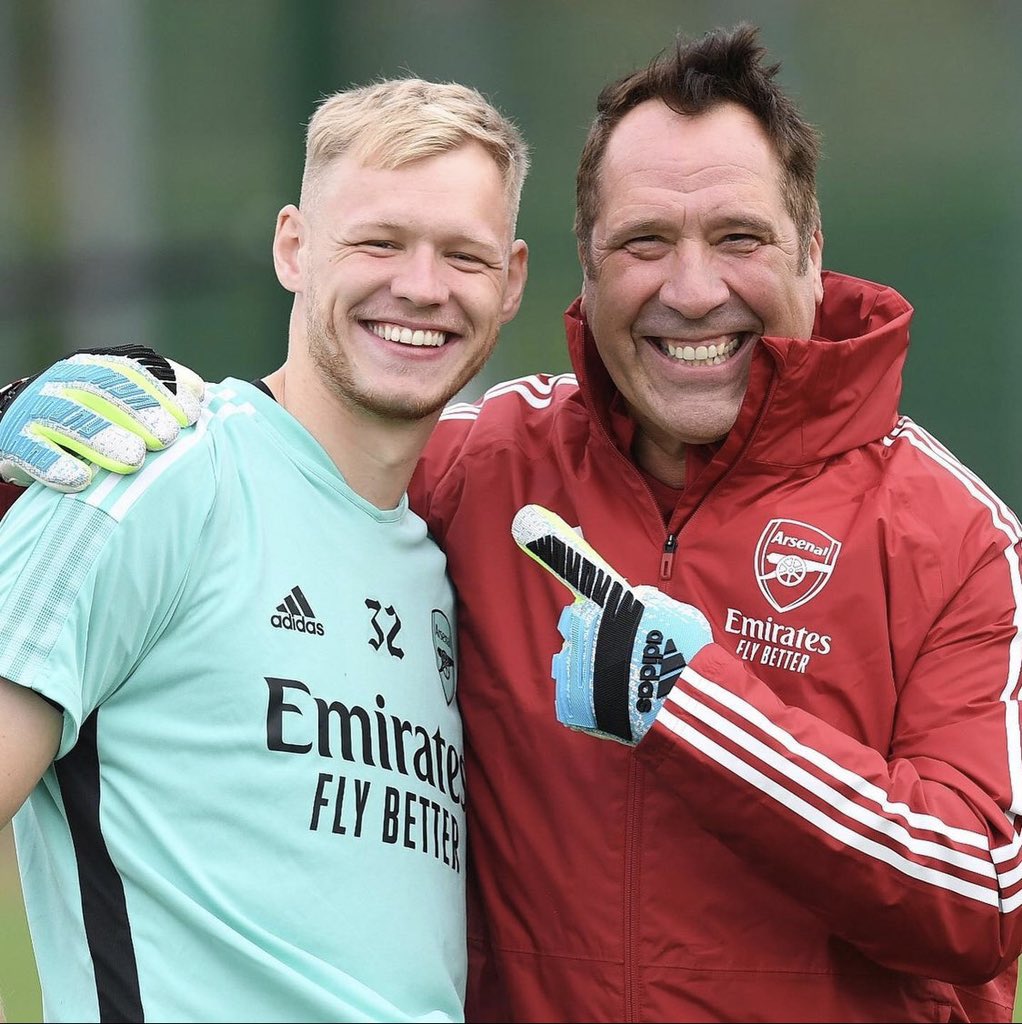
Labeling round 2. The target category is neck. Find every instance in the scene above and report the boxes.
[633,430,687,489]
[261,364,436,510]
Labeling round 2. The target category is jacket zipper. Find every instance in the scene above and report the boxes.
[582,411,702,1019]
[584,374,777,1018]
[624,759,642,1022]
[671,374,780,570]
[660,532,677,580]
[579,414,666,1019]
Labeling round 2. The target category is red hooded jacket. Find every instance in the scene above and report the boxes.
[411,272,1022,1022]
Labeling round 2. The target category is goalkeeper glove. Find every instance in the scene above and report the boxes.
[512,503,712,745]
[0,344,204,493]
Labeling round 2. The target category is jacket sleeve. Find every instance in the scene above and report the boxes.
[640,530,1022,984]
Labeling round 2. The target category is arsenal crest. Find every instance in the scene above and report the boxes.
[432,609,457,705]
[754,518,841,613]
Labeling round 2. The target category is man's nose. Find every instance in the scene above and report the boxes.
[658,244,729,320]
[390,247,450,306]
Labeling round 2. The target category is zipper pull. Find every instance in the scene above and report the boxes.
[660,533,677,580]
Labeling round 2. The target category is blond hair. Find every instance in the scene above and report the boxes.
[301,78,529,228]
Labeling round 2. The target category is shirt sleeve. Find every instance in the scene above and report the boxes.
[0,453,215,759]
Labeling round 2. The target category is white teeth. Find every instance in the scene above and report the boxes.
[367,321,447,347]
[663,335,741,366]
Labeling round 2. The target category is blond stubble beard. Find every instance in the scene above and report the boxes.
[304,293,497,423]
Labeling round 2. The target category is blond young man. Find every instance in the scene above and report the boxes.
[0,79,527,1023]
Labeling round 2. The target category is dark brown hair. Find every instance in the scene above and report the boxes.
[575,23,821,272]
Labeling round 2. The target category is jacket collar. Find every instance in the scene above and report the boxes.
[563,271,912,467]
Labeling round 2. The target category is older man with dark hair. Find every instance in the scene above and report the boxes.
[417,24,1022,1022]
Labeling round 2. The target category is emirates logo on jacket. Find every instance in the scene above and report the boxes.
[754,518,842,613]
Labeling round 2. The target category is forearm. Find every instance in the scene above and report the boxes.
[641,642,1022,982]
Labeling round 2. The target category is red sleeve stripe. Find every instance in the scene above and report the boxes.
[658,689,1004,906]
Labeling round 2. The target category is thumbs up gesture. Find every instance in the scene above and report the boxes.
[512,504,713,745]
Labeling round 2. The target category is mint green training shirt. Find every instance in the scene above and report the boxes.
[0,379,466,1023]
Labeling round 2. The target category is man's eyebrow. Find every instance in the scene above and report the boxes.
[708,211,776,235]
[601,218,672,244]
[340,220,405,236]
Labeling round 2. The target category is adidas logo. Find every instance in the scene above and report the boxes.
[270,586,325,636]
[636,629,686,712]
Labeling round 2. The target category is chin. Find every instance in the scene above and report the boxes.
[357,385,455,422]
[667,408,741,446]
[365,397,444,421]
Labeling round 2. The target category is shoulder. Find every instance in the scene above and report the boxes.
[0,381,262,555]
[412,372,581,515]
[881,416,1019,559]
[81,379,265,525]
[410,372,587,537]
[424,373,580,472]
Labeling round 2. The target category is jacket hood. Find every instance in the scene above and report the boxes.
[564,270,913,466]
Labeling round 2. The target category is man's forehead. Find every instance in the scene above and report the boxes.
[603,100,778,176]
[595,100,786,215]
[329,140,503,184]
[315,159,513,252]
[323,146,505,208]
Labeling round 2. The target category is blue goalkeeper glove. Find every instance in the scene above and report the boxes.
[512,504,712,745]
[0,345,204,492]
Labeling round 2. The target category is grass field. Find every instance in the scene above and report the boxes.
[0,826,41,1023]
[2,821,1021,1022]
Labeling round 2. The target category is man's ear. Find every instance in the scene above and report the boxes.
[272,205,304,294]
[809,227,824,305]
[499,239,529,324]
[577,242,592,316]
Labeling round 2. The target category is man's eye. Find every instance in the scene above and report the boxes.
[721,234,760,247]
[623,236,669,256]
[451,252,500,271]
[361,240,398,250]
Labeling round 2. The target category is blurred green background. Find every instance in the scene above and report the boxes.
[2,0,1020,1020]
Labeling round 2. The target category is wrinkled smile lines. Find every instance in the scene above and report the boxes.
[365,320,450,348]
[649,333,745,366]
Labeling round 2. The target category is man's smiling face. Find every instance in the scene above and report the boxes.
[294,141,526,422]
[581,100,823,472]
